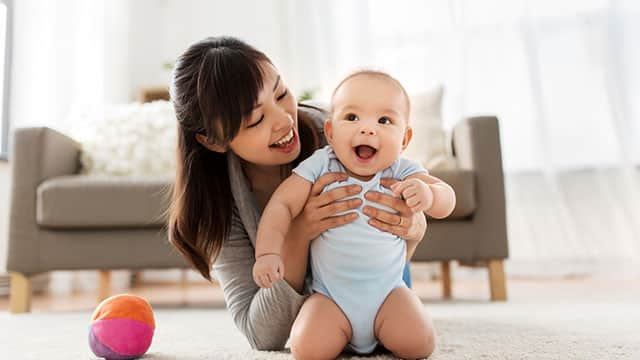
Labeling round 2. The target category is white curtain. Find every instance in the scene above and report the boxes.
[10,0,132,132]
[8,0,134,292]
[280,0,640,277]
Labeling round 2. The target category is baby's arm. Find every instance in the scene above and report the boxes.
[253,174,313,288]
[391,173,456,219]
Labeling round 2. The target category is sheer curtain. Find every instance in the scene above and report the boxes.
[281,0,640,277]
[8,0,134,293]
[10,0,131,132]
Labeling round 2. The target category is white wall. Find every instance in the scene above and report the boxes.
[128,0,294,93]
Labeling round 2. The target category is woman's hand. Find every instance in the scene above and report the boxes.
[363,178,427,244]
[290,172,362,242]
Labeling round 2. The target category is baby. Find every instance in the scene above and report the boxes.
[253,70,455,355]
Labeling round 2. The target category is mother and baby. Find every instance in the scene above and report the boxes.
[168,36,455,360]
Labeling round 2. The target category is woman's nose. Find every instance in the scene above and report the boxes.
[274,113,293,132]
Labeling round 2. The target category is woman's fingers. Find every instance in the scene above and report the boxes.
[320,212,359,231]
[380,178,400,190]
[314,184,361,208]
[317,198,362,219]
[363,205,409,227]
[310,172,348,197]
[365,191,412,215]
[368,218,407,238]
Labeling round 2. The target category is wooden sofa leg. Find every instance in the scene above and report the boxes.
[488,260,507,301]
[9,272,32,313]
[98,270,112,303]
[441,261,452,299]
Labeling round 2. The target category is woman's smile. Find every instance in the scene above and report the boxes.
[269,128,298,153]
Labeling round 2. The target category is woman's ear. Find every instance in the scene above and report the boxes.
[401,126,413,150]
[195,133,227,153]
[324,119,334,145]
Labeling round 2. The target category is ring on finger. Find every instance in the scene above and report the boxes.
[397,217,405,226]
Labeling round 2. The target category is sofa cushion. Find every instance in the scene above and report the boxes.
[428,169,476,219]
[36,169,475,229]
[37,175,171,229]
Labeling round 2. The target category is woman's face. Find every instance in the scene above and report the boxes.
[227,62,300,167]
[196,62,300,167]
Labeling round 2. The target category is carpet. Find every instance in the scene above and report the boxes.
[1,300,639,359]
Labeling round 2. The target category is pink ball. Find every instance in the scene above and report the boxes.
[89,294,156,360]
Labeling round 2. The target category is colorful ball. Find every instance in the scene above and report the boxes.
[89,294,156,360]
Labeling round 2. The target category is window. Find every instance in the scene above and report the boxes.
[0,0,11,160]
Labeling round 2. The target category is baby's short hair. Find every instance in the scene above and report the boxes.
[330,69,411,117]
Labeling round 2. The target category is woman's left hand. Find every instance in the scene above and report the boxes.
[363,178,427,243]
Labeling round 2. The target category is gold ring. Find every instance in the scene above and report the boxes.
[398,217,404,226]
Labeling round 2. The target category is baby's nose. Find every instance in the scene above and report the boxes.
[360,128,375,136]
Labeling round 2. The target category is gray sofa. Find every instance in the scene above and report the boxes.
[6,115,508,313]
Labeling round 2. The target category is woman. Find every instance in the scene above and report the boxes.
[168,36,433,356]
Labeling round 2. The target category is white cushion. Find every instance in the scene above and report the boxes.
[70,101,177,176]
[404,85,457,170]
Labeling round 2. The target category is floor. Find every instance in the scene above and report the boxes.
[2,268,639,359]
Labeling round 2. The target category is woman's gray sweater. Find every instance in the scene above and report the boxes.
[212,104,327,350]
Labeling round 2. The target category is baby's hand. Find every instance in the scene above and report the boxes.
[252,254,285,288]
[390,178,434,213]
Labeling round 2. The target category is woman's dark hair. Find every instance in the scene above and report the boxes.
[168,36,320,281]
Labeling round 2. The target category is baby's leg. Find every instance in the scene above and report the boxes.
[374,286,435,359]
[289,293,352,360]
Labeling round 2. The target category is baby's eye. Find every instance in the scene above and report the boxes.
[345,113,359,121]
[378,116,392,125]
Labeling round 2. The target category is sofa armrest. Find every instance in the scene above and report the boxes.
[452,116,509,259]
[7,127,80,274]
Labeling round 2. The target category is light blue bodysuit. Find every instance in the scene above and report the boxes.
[292,145,428,354]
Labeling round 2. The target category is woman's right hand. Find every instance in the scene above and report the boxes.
[291,172,362,242]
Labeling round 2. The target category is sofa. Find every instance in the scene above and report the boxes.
[6,113,508,313]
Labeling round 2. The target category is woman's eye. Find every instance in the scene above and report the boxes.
[248,115,264,128]
[277,89,288,101]
[346,113,358,121]
[378,116,392,125]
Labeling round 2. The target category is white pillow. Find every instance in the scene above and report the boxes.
[70,101,177,177]
[404,85,457,171]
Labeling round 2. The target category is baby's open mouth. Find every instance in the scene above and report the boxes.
[354,145,377,160]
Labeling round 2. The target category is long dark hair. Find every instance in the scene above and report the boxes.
[168,36,320,281]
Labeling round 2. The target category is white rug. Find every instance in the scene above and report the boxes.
[1,300,639,359]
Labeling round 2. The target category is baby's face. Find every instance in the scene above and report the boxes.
[326,75,412,180]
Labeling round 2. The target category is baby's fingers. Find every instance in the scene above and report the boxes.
[255,274,267,288]
[405,194,420,207]
[276,262,285,281]
[261,274,273,288]
[391,181,411,197]
[401,186,418,200]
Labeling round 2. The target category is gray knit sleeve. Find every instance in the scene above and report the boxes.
[212,206,308,350]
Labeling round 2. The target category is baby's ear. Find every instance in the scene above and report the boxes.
[401,126,413,150]
[324,118,334,145]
